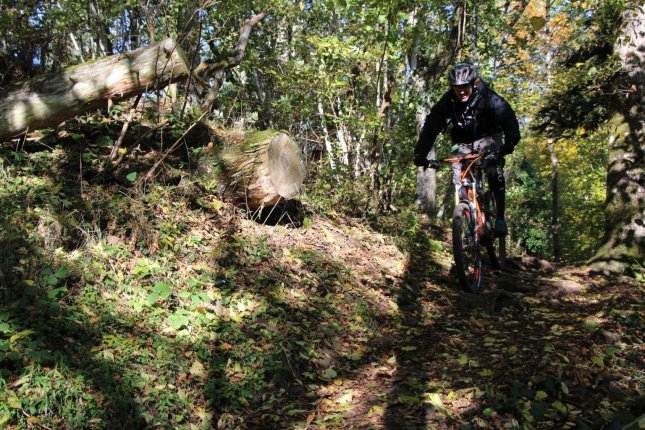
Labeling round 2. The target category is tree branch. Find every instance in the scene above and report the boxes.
[194,11,268,78]
[195,11,268,112]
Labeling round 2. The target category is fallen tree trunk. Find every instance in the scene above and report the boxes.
[0,12,269,142]
[0,38,190,141]
[195,129,306,209]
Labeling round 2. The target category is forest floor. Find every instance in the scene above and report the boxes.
[233,213,644,430]
[0,133,642,429]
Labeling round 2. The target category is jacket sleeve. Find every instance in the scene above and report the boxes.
[414,93,451,160]
[490,93,520,152]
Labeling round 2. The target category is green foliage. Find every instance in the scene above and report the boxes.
[507,130,608,262]
[532,1,625,136]
[0,112,642,429]
[304,165,372,217]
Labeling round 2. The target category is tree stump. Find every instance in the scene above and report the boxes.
[197,129,305,210]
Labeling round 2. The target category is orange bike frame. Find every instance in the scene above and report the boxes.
[444,153,485,233]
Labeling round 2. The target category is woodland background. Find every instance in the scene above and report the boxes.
[0,0,642,429]
[1,0,642,267]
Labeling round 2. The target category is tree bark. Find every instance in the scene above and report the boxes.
[590,4,645,275]
[196,11,269,113]
[0,38,190,141]
[196,129,306,210]
[548,138,561,261]
[413,2,465,215]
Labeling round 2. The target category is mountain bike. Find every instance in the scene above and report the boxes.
[428,151,506,293]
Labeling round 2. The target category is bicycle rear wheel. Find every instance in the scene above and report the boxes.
[486,191,506,269]
[452,203,483,293]
[498,235,506,268]
[482,191,500,270]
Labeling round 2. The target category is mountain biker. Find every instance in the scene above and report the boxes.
[414,62,520,236]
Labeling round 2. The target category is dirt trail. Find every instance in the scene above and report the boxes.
[245,215,643,429]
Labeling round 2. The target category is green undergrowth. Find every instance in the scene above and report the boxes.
[0,137,642,430]
[302,162,446,253]
[0,142,399,429]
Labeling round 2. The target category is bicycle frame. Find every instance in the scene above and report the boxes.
[444,152,489,238]
[429,151,502,292]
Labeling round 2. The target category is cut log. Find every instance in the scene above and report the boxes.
[0,38,190,141]
[197,129,305,209]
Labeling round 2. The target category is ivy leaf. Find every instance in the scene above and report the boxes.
[168,314,190,330]
[146,292,160,305]
[552,400,568,414]
[152,282,172,299]
[321,367,337,380]
[425,393,444,410]
[47,287,67,298]
[9,330,34,343]
[6,391,21,409]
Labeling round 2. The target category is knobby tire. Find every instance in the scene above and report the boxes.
[483,190,500,270]
[485,190,506,270]
[452,202,483,293]
[498,236,506,268]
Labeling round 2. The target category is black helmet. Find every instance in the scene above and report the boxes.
[448,63,477,86]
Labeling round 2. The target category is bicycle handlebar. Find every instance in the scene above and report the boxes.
[423,149,501,170]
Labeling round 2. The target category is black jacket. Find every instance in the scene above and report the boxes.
[415,80,520,159]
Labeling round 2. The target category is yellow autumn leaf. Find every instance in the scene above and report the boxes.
[337,390,354,405]
[190,360,206,377]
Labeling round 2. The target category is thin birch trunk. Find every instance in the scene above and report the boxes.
[548,139,561,261]
[317,99,336,170]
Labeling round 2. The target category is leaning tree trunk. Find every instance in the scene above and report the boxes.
[195,129,305,210]
[590,3,645,275]
[0,38,190,141]
[0,12,268,142]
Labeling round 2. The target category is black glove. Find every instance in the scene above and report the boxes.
[484,150,499,161]
[483,150,505,167]
[413,154,429,168]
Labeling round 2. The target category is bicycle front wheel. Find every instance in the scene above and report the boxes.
[452,203,483,293]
